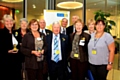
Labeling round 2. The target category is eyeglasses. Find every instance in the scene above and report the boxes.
[96,24,104,26]
[31,24,38,26]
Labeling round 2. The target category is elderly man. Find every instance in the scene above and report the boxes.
[60,18,68,35]
[39,19,52,35]
[39,19,52,80]
[46,21,68,80]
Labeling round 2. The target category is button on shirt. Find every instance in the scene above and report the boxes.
[52,34,62,61]
[39,29,46,35]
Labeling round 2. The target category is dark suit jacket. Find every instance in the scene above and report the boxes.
[45,29,52,35]
[66,25,74,36]
[21,31,47,69]
[69,32,91,62]
[46,33,68,72]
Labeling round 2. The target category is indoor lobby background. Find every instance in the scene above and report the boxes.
[0,0,120,80]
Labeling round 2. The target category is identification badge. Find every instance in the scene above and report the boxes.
[55,50,60,54]
[74,53,79,58]
[92,48,97,54]
[79,40,85,46]
[37,37,42,41]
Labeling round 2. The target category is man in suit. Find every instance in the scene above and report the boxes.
[39,19,52,80]
[66,15,80,35]
[39,19,52,35]
[60,18,68,35]
[46,21,68,80]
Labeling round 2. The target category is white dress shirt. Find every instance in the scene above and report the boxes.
[51,33,62,61]
[60,27,66,35]
[39,29,46,35]
[73,25,75,33]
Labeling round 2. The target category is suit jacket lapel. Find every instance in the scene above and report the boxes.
[60,34,64,54]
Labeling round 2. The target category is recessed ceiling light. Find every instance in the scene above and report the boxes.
[32,4,36,9]
[2,0,23,3]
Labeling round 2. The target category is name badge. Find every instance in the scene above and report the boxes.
[79,40,85,46]
[55,50,60,54]
[92,47,97,54]
[74,53,79,58]
[37,37,42,41]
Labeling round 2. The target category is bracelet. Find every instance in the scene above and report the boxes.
[108,62,113,65]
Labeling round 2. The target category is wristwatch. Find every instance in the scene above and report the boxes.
[108,62,113,65]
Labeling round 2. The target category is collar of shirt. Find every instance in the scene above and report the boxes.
[53,33,60,40]
[73,25,75,33]
[61,26,66,33]
[39,29,46,35]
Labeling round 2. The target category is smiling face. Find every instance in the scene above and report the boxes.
[95,21,105,33]
[2,14,14,30]
[72,15,79,24]
[4,18,14,29]
[20,20,28,30]
[52,22,60,35]
[39,19,46,29]
[75,22,83,32]
[61,18,68,28]
[88,22,95,31]
[74,19,83,32]
[30,21,39,32]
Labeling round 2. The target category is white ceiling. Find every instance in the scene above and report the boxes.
[0,0,120,16]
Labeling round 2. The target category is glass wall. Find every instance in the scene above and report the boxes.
[27,0,46,22]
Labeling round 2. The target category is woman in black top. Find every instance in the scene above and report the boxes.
[21,19,47,80]
[0,14,22,80]
[13,18,29,79]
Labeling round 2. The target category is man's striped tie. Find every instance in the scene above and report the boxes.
[54,35,59,63]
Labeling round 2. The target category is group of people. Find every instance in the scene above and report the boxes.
[0,14,115,80]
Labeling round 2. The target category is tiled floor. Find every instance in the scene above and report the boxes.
[107,53,120,80]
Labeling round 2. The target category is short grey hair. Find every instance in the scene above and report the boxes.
[52,21,60,26]
[20,18,28,23]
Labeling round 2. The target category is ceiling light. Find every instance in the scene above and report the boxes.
[2,0,23,3]
[57,1,83,9]
[32,4,36,9]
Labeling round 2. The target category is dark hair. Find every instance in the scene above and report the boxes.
[28,19,40,31]
[95,19,105,26]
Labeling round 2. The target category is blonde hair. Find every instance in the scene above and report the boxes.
[1,14,15,23]
[87,19,95,25]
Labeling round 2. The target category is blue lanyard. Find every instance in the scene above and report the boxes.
[94,38,100,47]
[94,32,104,47]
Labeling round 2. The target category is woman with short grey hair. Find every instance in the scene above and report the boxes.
[12,17,29,80]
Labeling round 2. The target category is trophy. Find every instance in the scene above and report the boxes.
[13,44,18,52]
[37,47,42,62]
